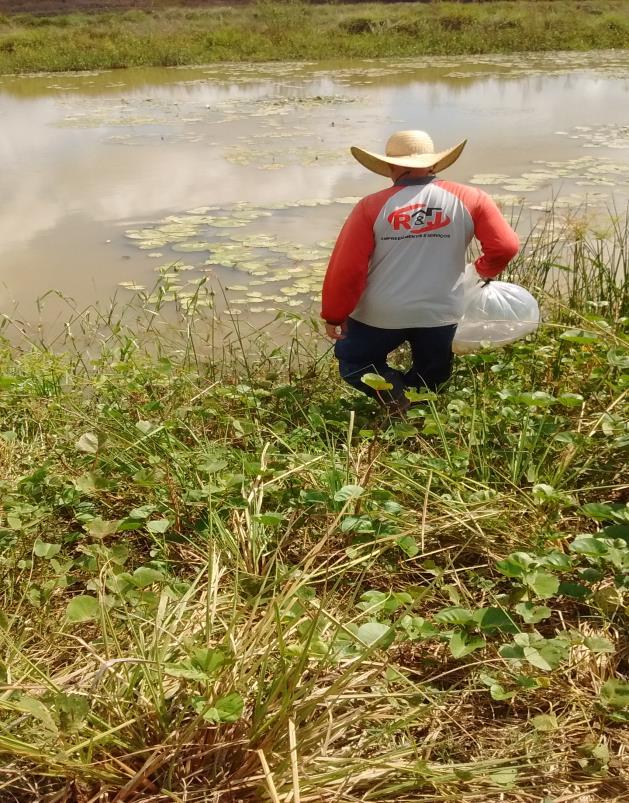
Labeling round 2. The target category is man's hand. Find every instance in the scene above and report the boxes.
[325,321,347,340]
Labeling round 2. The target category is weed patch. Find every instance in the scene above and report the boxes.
[0,208,627,798]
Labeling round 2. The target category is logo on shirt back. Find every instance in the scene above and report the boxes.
[388,203,451,234]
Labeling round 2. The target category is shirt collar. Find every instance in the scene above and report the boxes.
[394,175,437,186]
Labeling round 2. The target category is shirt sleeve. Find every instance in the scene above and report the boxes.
[321,199,375,324]
[471,190,520,279]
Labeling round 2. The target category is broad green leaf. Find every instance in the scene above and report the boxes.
[396,535,419,557]
[532,483,564,502]
[391,423,418,439]
[433,607,475,626]
[404,388,438,402]
[569,536,608,556]
[600,524,629,544]
[33,540,61,559]
[523,647,554,671]
[333,484,364,502]
[499,643,525,661]
[593,586,624,614]
[381,499,402,514]
[480,673,516,700]
[496,558,526,577]
[66,595,100,623]
[108,544,129,566]
[559,329,598,344]
[252,512,283,526]
[357,590,388,612]
[147,518,171,534]
[75,432,99,454]
[516,674,543,690]
[517,391,555,407]
[299,490,329,506]
[580,502,616,521]
[132,567,165,588]
[558,581,591,599]
[191,648,227,674]
[164,664,211,682]
[475,607,519,633]
[359,590,411,614]
[75,472,109,493]
[214,692,244,723]
[449,630,485,658]
[515,602,552,624]
[85,517,120,538]
[360,373,393,391]
[136,420,160,435]
[579,567,604,582]
[199,459,228,474]
[541,550,572,570]
[454,768,474,780]
[591,742,610,763]
[581,502,629,523]
[600,679,629,708]
[399,615,438,640]
[193,691,244,723]
[496,551,536,577]
[54,693,89,732]
[607,348,629,369]
[531,714,558,732]
[488,767,518,787]
[128,505,155,519]
[522,639,568,671]
[490,683,516,701]
[526,571,560,599]
[341,515,374,533]
[354,621,395,649]
[557,393,584,407]
[554,431,578,444]
[584,636,615,654]
[15,695,58,734]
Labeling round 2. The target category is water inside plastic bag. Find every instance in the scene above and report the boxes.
[453,264,540,355]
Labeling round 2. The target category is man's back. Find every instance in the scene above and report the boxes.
[323,174,518,329]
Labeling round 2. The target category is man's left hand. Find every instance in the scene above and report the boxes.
[325,321,347,340]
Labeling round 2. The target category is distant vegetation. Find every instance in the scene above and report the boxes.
[0,0,628,73]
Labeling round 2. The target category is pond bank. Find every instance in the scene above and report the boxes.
[0,239,627,799]
[1,1,629,73]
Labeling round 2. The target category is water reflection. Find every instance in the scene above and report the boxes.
[1,53,628,319]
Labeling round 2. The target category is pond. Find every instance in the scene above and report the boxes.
[1,50,628,331]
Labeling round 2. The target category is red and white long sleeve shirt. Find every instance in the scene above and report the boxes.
[321,176,520,328]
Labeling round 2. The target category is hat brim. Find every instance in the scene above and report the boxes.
[350,139,467,177]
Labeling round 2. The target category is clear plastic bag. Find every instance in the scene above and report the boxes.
[452,264,540,355]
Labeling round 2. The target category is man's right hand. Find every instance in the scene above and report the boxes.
[325,321,347,340]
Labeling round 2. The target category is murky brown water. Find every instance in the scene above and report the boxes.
[1,51,628,329]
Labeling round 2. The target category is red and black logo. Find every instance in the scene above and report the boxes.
[387,203,451,234]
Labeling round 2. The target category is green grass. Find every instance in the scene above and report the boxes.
[0,207,627,799]
[0,1,628,73]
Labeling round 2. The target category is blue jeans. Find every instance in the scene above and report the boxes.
[334,317,457,403]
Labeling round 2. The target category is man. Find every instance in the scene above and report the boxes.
[321,130,520,411]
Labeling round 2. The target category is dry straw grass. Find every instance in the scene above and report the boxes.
[0,208,627,801]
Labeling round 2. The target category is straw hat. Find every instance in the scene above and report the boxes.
[351,130,467,177]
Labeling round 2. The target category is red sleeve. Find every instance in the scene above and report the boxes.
[436,181,520,280]
[470,190,520,279]
[321,198,375,324]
